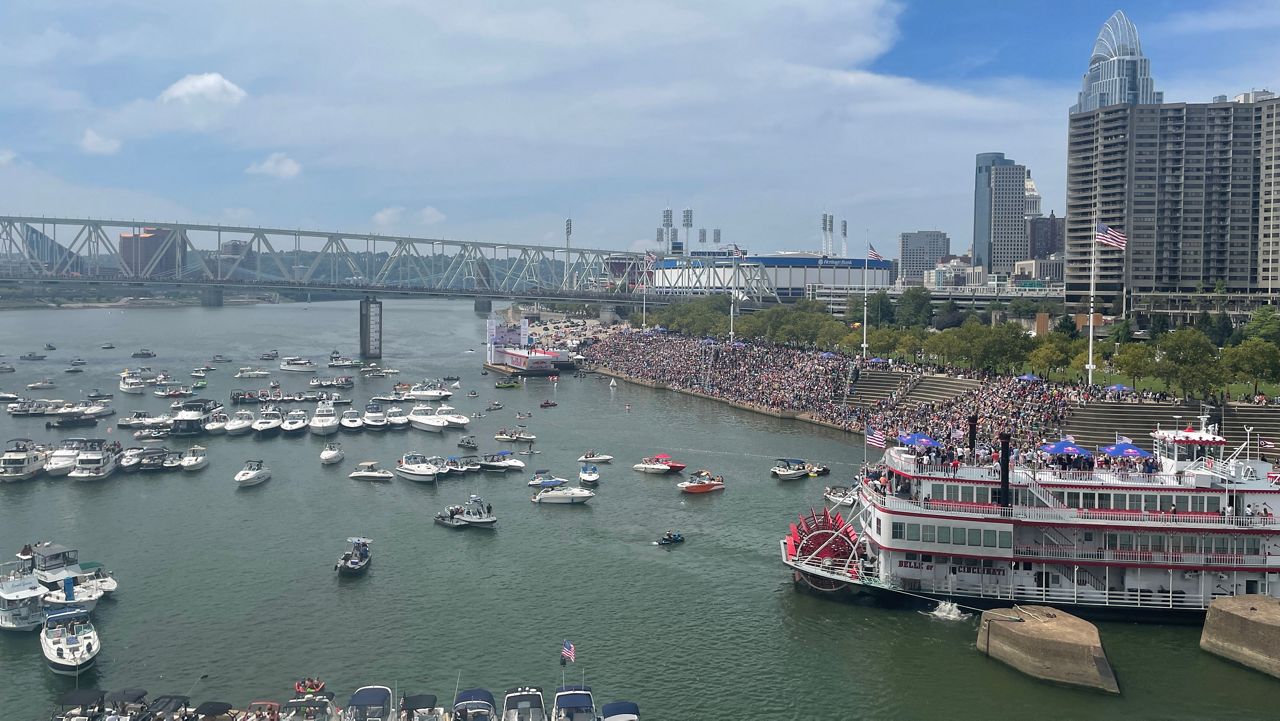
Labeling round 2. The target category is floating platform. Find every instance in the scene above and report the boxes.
[1201,595,1280,679]
[976,605,1119,694]
[482,362,558,378]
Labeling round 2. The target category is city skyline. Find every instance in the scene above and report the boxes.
[0,2,1277,257]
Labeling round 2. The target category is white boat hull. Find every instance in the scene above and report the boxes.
[578,455,614,463]
[180,457,207,471]
[203,422,226,434]
[225,422,253,436]
[235,471,270,487]
[410,418,447,432]
[43,460,76,477]
[320,451,345,465]
[632,464,670,474]
[532,494,593,504]
[394,466,438,482]
[309,419,340,435]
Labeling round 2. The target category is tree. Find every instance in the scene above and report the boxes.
[867,327,899,356]
[982,322,1035,372]
[868,290,895,326]
[1113,342,1157,389]
[1244,305,1280,345]
[1195,311,1215,339]
[933,300,964,330]
[895,328,928,360]
[1054,314,1079,339]
[1148,313,1170,338]
[896,287,934,328]
[923,329,964,364]
[1107,318,1132,345]
[1008,298,1039,319]
[1212,311,1234,347]
[1158,328,1223,399]
[1221,337,1280,395]
[1068,349,1091,380]
[1028,343,1069,378]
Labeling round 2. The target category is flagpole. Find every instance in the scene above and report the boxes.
[861,229,869,359]
[1087,219,1097,387]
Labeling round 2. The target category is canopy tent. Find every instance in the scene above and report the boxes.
[1041,440,1092,457]
[1100,442,1151,458]
[1016,373,1041,381]
[897,432,941,448]
[1106,383,1133,392]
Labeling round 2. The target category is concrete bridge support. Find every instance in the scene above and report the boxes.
[200,287,224,307]
[359,296,383,359]
[599,304,621,324]
[474,298,493,313]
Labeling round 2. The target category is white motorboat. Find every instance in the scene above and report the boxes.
[260,349,280,360]
[116,410,154,428]
[577,451,614,463]
[118,447,145,472]
[40,606,100,676]
[252,407,284,436]
[527,470,570,487]
[117,376,147,394]
[190,369,207,378]
[579,465,601,484]
[234,367,271,379]
[339,409,364,431]
[281,409,309,434]
[495,427,536,442]
[770,458,810,480]
[234,459,271,487]
[632,457,671,474]
[204,412,229,434]
[394,452,439,482]
[309,400,340,435]
[361,402,388,432]
[0,438,49,482]
[282,693,341,719]
[501,687,546,721]
[74,562,118,595]
[408,404,448,432]
[179,445,208,471]
[279,356,319,372]
[348,460,393,482]
[435,494,497,527]
[478,450,524,472]
[43,577,106,613]
[225,410,255,435]
[68,440,120,481]
[531,485,595,505]
[434,405,470,428]
[320,441,345,465]
[0,560,46,631]
[552,685,598,721]
[341,686,393,721]
[27,379,56,390]
[443,455,481,474]
[44,438,87,477]
[408,382,453,400]
[385,405,409,429]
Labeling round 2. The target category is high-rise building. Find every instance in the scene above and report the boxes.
[1029,211,1065,260]
[896,230,951,285]
[1070,10,1162,114]
[1025,173,1043,220]
[973,152,1028,275]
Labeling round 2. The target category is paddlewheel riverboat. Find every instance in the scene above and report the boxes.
[782,416,1280,617]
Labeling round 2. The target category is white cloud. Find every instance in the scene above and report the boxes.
[0,148,15,165]
[160,72,247,106]
[79,128,120,155]
[418,206,446,225]
[372,206,404,227]
[245,152,300,179]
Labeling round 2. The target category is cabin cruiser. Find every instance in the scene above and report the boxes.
[280,692,339,720]
[434,405,470,428]
[234,459,270,487]
[631,457,671,475]
[180,445,208,471]
[118,447,145,472]
[279,356,319,372]
[252,407,284,436]
[532,485,595,505]
[495,427,536,442]
[27,378,56,390]
[336,537,373,576]
[328,356,361,368]
[20,352,47,361]
[234,367,271,379]
[408,404,449,432]
[43,577,107,613]
[340,685,391,720]
[171,398,223,436]
[225,410,255,435]
[579,465,601,485]
[281,408,309,434]
[44,438,88,477]
[117,410,158,428]
[577,451,614,463]
[601,701,640,720]
[0,559,46,631]
[770,458,810,480]
[309,400,340,435]
[394,452,439,482]
[408,382,453,401]
[451,689,497,721]
[260,349,280,361]
[361,402,388,432]
[385,405,409,429]
[204,412,229,434]
[399,693,445,721]
[131,348,156,358]
[320,441,345,465]
[40,606,100,676]
[479,451,524,472]
[349,460,393,482]
[551,686,597,721]
[0,438,49,481]
[68,439,121,481]
[339,409,364,431]
[501,687,546,721]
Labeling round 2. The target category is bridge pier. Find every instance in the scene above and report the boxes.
[200,287,224,307]
[474,298,493,313]
[359,296,383,359]
[598,304,621,324]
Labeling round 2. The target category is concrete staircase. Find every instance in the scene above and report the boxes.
[845,369,903,408]
[898,375,982,407]
[1062,402,1280,450]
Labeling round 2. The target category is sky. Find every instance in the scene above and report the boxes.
[1,0,1278,257]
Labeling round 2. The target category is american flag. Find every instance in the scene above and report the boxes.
[867,428,886,449]
[644,251,657,267]
[1096,222,1127,250]
[1260,438,1276,449]
[867,246,884,261]
[1117,435,1133,444]
[731,245,746,259]
[561,639,576,663]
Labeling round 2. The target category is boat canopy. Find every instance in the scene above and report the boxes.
[346,537,373,544]
[555,688,594,709]
[347,686,392,706]
[602,701,641,719]
[777,458,805,464]
[45,606,91,623]
[58,688,106,707]
[194,701,233,716]
[455,688,496,706]
[534,469,551,474]
[146,696,192,713]
[402,694,439,711]
[105,688,148,704]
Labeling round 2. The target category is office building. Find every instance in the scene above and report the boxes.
[119,227,185,277]
[897,230,951,285]
[1029,211,1065,260]
[923,255,987,289]
[1025,174,1043,219]
[1013,255,1065,285]
[974,153,1029,275]
[1070,10,1162,114]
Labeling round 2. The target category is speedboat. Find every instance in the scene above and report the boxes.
[190,368,207,378]
[63,366,83,374]
[466,390,479,398]
[501,687,546,721]
[259,349,280,361]
[234,367,271,379]
[204,412,229,434]
[824,485,856,506]
[68,440,120,481]
[349,460,393,482]
[281,409,309,434]
[74,561,118,595]
[211,354,232,363]
[280,693,337,721]
[320,442,345,465]
[86,389,113,401]
[130,348,156,358]
[677,469,725,493]
[539,400,557,409]
[252,407,284,436]
[486,400,504,411]
[309,400,340,435]
[395,452,439,482]
[44,438,88,477]
[631,457,671,475]
[527,471,567,487]
[444,456,481,474]
[434,494,496,528]
[339,409,364,431]
[280,356,319,372]
[48,688,107,721]
[27,379,56,390]
[101,689,149,718]
[139,695,192,720]
[19,352,47,361]
[494,380,520,389]
[335,538,373,576]
[656,531,685,546]
[552,686,597,721]
[328,356,361,368]
[41,606,100,676]
[452,689,497,721]
[531,485,595,505]
[118,447,145,472]
[234,459,270,487]
[771,458,810,480]
[0,559,48,631]
[652,453,685,472]
[577,451,613,463]
[494,427,536,442]
[457,435,479,450]
[43,577,106,613]
[117,409,157,428]
[409,382,453,400]
[385,405,409,429]
[434,405,470,428]
[408,404,448,432]
[478,451,524,472]
[225,410,255,435]
[601,702,640,721]
[44,342,56,350]
[579,465,600,485]
[68,358,86,366]
[180,445,208,471]
[100,343,115,350]
[399,693,445,721]
[362,402,388,432]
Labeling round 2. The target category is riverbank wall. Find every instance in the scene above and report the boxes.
[1200,595,1280,678]
[976,605,1120,694]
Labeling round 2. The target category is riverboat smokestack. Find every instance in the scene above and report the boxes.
[967,414,978,460]
[998,431,1012,508]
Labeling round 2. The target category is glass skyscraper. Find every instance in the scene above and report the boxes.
[1070,10,1162,114]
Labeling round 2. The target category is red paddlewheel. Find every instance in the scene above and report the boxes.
[792,508,858,592]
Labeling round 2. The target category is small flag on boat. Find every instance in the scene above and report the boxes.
[561,639,576,664]
[867,428,886,449]
[1260,438,1276,449]
[1117,435,1133,444]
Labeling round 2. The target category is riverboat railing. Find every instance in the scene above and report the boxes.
[881,448,1199,488]
[1013,546,1275,568]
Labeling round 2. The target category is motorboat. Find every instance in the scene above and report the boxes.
[101,688,149,718]
[100,343,115,350]
[656,531,685,546]
[552,686,597,721]
[0,559,47,631]
[204,412,229,434]
[40,606,100,676]
[408,382,453,400]
[651,453,685,472]
[539,400,557,409]
[501,687,546,721]
[577,451,613,463]
[234,459,270,487]
[339,409,364,431]
[259,349,280,361]
[531,485,594,505]
[451,689,497,721]
[280,356,319,373]
[280,693,338,720]
[118,376,147,394]
[63,366,83,374]
[73,561,117,595]
[320,441,345,465]
[86,389,113,401]
[234,367,271,379]
[824,485,856,506]
[27,379,56,390]
[139,695,193,720]
[252,407,284,436]
[349,460,393,482]
[478,451,524,472]
[434,404,470,428]
[44,438,88,477]
[68,439,120,481]
[399,693,445,721]
[385,405,409,429]
[45,413,99,430]
[770,458,810,480]
[631,457,671,475]
[434,494,497,528]
[335,538,373,576]
[328,356,361,368]
[0,363,14,373]
[43,577,107,613]
[211,354,232,363]
[180,445,208,471]
[48,688,107,721]
[494,380,520,389]
[601,702,640,721]
[361,402,388,432]
[281,408,309,434]
[486,401,503,411]
[19,352,47,361]
[190,369,207,378]
[225,410,255,435]
[68,358,86,366]
[578,465,600,485]
[130,348,156,358]
[444,455,481,474]
[805,462,831,476]
[153,383,193,398]
[394,452,439,482]
[494,427,536,442]
[0,438,49,481]
[408,404,448,432]
[309,400,340,435]
[677,469,725,493]
[44,342,56,351]
[466,390,479,398]
[118,447,145,472]
[527,470,567,487]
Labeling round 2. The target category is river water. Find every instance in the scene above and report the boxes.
[0,300,1276,719]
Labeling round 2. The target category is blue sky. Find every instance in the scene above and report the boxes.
[1,1,1277,256]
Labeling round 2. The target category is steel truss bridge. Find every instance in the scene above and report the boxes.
[0,215,779,306]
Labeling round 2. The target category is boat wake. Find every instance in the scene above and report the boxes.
[921,601,971,622]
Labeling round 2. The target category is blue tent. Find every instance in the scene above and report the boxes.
[1016,373,1041,381]
[897,432,941,448]
[820,351,840,359]
[701,338,717,345]
[1100,442,1151,458]
[1106,383,1133,392]
[869,357,888,363]
[1040,440,1092,457]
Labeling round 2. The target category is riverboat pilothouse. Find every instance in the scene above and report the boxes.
[782,416,1280,617]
